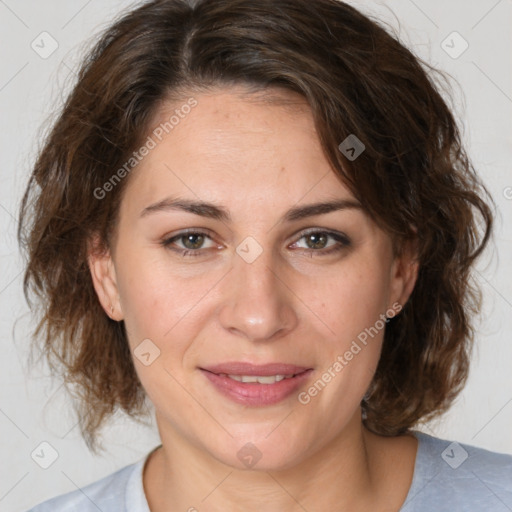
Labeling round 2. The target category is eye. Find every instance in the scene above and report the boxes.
[161,229,218,256]
[160,228,351,258]
[291,229,351,255]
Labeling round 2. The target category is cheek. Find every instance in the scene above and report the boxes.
[311,261,390,346]
[115,247,224,355]
[302,259,390,404]
[114,250,185,343]
[114,255,211,406]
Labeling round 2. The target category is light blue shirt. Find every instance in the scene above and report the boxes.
[27,431,512,511]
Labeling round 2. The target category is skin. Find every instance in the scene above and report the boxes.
[89,85,419,512]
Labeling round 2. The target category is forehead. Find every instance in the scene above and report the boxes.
[120,86,356,218]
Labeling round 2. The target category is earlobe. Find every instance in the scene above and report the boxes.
[87,238,123,321]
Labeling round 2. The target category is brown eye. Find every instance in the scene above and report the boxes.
[305,232,329,249]
[292,230,351,255]
[181,233,206,250]
[161,230,217,256]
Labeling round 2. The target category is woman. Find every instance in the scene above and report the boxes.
[20,0,511,510]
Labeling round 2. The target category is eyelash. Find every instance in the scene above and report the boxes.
[160,228,351,258]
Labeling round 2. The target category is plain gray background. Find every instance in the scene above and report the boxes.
[1,1,511,511]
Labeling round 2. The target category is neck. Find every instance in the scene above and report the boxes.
[144,411,395,512]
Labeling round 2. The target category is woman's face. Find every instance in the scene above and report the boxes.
[90,86,416,470]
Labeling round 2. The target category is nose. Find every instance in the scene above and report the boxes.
[217,248,299,342]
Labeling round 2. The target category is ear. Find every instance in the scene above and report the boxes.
[388,238,419,312]
[87,235,124,321]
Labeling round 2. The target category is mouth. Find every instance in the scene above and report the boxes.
[217,373,301,384]
[199,362,313,406]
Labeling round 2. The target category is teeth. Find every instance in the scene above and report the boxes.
[224,374,294,384]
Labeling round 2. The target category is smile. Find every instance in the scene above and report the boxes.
[221,374,296,384]
[200,363,313,406]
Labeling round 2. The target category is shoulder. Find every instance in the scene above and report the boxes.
[25,457,147,512]
[402,430,512,511]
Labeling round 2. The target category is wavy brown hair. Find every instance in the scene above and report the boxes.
[18,0,493,453]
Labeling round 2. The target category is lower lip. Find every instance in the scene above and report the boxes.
[200,369,313,406]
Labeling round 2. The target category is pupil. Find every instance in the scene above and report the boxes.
[307,233,327,249]
[183,234,204,249]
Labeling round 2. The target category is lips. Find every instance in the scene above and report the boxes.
[201,362,310,377]
[199,362,313,406]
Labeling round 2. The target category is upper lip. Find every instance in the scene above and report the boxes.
[201,362,312,376]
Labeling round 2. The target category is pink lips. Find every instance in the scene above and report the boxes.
[200,362,313,406]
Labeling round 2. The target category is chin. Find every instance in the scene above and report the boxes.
[206,428,313,472]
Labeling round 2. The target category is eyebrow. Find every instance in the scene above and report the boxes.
[139,196,362,223]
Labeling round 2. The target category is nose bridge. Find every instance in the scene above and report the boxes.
[217,239,298,341]
[237,246,279,299]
